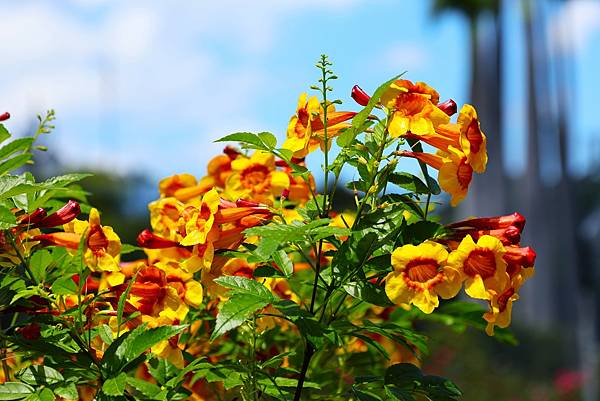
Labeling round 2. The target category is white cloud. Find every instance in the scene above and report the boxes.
[549,0,600,54]
[0,0,361,177]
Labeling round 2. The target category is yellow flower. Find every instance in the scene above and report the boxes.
[385,241,462,314]
[399,147,473,207]
[149,197,185,240]
[282,93,355,158]
[447,234,508,300]
[180,188,221,246]
[381,80,450,138]
[437,147,473,207]
[457,104,487,174]
[225,151,289,204]
[282,93,321,157]
[64,208,121,272]
[483,269,532,336]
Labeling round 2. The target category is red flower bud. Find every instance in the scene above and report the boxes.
[448,212,526,231]
[236,199,262,208]
[504,246,536,267]
[137,229,180,249]
[17,208,47,226]
[437,99,457,116]
[223,146,241,159]
[351,85,371,106]
[281,188,290,199]
[0,112,10,121]
[34,200,81,228]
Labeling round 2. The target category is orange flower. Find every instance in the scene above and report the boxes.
[447,234,508,300]
[385,241,462,314]
[400,147,473,206]
[282,93,355,158]
[381,79,450,138]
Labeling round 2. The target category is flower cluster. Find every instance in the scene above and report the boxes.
[385,212,535,335]
[0,68,538,401]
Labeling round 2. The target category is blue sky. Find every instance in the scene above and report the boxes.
[0,0,599,184]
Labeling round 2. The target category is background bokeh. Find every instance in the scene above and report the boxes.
[1,0,599,400]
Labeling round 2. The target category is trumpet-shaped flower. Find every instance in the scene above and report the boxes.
[458,104,488,173]
[225,151,289,204]
[400,147,473,206]
[63,208,122,272]
[385,241,462,314]
[282,93,355,158]
[381,80,450,138]
[447,234,508,300]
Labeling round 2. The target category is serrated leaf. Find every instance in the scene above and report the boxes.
[126,377,163,399]
[272,250,293,277]
[384,363,422,389]
[0,138,34,161]
[51,276,78,295]
[53,383,78,400]
[344,281,393,307]
[210,293,270,341]
[258,132,277,148]
[102,372,127,396]
[213,276,274,300]
[214,132,267,149]
[0,154,31,176]
[18,365,64,386]
[0,205,16,229]
[101,324,187,374]
[388,173,429,194]
[29,250,52,282]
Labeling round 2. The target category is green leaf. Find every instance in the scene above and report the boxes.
[252,264,286,278]
[388,173,429,194]
[0,382,34,400]
[98,324,114,345]
[120,243,142,255]
[211,293,270,341]
[213,276,274,300]
[0,205,16,229]
[101,324,187,374]
[126,377,164,399]
[272,250,294,277]
[258,132,277,148]
[214,132,267,149]
[400,221,445,245]
[51,275,78,295]
[384,363,422,390]
[116,274,137,337]
[0,154,31,176]
[37,388,54,401]
[352,388,384,401]
[102,372,127,396]
[119,325,187,363]
[17,365,64,386]
[344,281,393,307]
[0,125,10,144]
[53,383,78,400]
[29,250,53,282]
[0,138,34,161]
